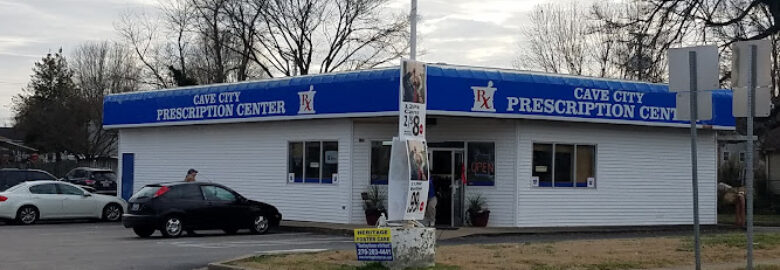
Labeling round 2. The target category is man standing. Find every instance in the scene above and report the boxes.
[184,168,198,236]
[185,168,198,182]
[424,180,436,227]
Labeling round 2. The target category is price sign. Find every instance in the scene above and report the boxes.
[401,102,425,138]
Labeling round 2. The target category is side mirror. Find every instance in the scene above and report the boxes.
[83,193,92,197]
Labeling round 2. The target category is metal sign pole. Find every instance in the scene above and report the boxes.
[410,0,417,60]
[745,44,757,270]
[688,51,702,270]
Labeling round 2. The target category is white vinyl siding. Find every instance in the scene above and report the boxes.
[118,119,353,223]
[517,121,717,227]
[117,116,719,228]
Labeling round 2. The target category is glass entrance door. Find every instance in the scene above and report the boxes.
[430,149,465,227]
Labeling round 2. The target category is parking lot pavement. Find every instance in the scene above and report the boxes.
[0,221,354,270]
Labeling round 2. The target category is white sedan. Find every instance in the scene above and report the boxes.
[0,180,127,225]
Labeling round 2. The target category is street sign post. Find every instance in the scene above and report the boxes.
[732,39,772,270]
[669,45,719,270]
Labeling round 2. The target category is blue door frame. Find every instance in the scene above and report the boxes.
[121,153,135,200]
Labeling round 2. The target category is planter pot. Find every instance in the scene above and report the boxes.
[365,209,382,226]
[470,210,490,227]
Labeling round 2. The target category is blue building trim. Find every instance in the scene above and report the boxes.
[103,65,735,129]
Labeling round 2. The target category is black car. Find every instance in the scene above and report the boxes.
[122,182,282,238]
[63,167,117,195]
[0,168,57,191]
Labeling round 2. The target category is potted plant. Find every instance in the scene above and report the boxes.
[361,185,386,226]
[467,193,490,227]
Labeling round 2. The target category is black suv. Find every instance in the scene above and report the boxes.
[63,167,117,196]
[123,182,282,238]
[0,168,57,191]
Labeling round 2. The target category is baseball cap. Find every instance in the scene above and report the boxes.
[187,168,198,174]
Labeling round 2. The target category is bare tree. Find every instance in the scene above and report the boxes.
[590,1,676,82]
[597,0,780,141]
[70,42,142,159]
[587,2,622,78]
[224,0,409,77]
[160,0,197,83]
[516,2,588,75]
[116,9,173,88]
[116,0,408,88]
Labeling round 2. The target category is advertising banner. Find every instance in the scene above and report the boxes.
[399,60,427,139]
[388,59,430,221]
[404,139,429,219]
[354,228,393,261]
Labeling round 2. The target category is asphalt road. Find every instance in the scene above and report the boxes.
[0,221,354,270]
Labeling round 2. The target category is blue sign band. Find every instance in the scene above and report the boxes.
[103,65,735,129]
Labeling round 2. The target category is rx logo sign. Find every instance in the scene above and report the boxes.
[471,81,497,112]
[298,85,316,114]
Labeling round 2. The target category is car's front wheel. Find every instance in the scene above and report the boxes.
[102,204,123,222]
[249,214,270,234]
[16,206,38,225]
[133,227,155,238]
[160,216,184,238]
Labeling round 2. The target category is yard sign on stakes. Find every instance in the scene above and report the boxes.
[732,39,772,270]
[669,45,719,270]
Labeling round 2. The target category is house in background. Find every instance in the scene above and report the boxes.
[761,128,780,205]
[718,131,749,167]
[0,127,117,176]
[0,127,38,168]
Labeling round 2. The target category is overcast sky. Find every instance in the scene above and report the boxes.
[0,0,547,126]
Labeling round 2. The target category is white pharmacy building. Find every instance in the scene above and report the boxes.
[104,64,736,227]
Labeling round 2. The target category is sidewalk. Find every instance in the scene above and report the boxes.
[278,220,752,241]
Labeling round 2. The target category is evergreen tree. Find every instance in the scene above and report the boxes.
[13,49,83,160]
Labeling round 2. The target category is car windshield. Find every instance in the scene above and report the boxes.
[92,171,117,181]
[130,186,161,200]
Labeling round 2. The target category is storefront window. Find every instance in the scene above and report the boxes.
[532,144,553,187]
[554,144,574,187]
[288,142,303,183]
[533,143,596,188]
[322,142,338,183]
[305,142,321,183]
[288,141,338,184]
[370,141,391,185]
[466,142,495,186]
[576,145,595,187]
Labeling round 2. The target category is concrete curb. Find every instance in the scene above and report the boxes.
[207,249,328,270]
[279,223,742,239]
[278,225,355,236]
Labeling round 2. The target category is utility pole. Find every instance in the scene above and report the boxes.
[410,0,417,60]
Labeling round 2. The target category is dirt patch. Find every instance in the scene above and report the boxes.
[230,233,780,270]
